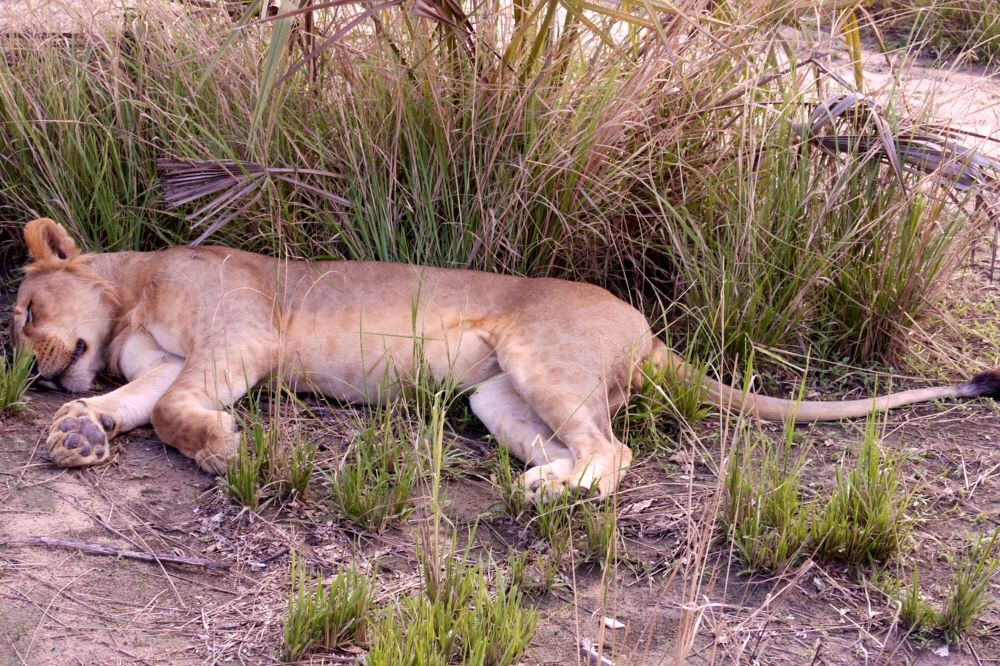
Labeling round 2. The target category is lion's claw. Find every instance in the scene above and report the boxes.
[195,449,231,476]
[48,401,114,468]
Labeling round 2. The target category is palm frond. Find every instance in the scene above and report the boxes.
[156,159,349,247]
[799,91,999,212]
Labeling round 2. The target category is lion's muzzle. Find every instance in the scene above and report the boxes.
[33,338,87,390]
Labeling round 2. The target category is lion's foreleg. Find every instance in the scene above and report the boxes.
[47,336,183,469]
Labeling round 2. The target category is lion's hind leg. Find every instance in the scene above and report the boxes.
[469,375,576,496]
[494,352,634,503]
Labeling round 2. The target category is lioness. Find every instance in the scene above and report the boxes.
[10,218,1000,500]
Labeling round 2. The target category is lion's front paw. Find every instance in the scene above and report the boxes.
[47,400,116,469]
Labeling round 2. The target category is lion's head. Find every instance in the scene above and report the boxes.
[11,218,118,392]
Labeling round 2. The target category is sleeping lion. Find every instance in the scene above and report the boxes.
[10,218,1000,501]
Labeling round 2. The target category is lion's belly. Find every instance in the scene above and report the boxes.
[278,318,500,403]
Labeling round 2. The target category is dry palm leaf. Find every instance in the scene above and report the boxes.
[798,89,1000,276]
[156,159,349,247]
[804,92,1000,195]
[719,57,999,205]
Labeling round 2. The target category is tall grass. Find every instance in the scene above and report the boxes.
[655,119,975,365]
[0,0,984,369]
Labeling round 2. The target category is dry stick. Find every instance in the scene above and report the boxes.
[115,513,189,609]
[258,546,290,564]
[0,537,229,569]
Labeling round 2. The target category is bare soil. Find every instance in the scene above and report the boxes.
[2,386,1000,665]
[1,41,1000,666]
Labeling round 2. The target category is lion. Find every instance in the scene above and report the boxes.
[10,218,1000,501]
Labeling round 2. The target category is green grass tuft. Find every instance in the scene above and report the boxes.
[723,426,813,574]
[282,556,373,662]
[724,412,912,573]
[811,417,911,565]
[366,564,537,666]
[0,346,35,413]
[321,406,417,532]
[937,527,1000,643]
[896,569,938,634]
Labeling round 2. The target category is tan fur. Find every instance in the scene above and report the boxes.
[24,217,81,269]
[9,218,986,501]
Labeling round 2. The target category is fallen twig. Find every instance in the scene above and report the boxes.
[259,546,290,565]
[0,536,230,570]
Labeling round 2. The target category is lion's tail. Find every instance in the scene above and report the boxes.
[641,338,1000,423]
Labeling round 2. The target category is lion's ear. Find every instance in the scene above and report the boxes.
[24,218,81,264]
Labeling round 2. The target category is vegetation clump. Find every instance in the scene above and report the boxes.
[868,0,1000,64]
[882,528,1000,644]
[0,346,34,413]
[223,391,317,511]
[0,0,992,370]
[366,564,537,666]
[283,557,374,662]
[723,415,912,573]
[321,405,418,532]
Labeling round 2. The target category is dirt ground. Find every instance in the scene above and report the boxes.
[3,388,1000,666]
[2,27,1000,666]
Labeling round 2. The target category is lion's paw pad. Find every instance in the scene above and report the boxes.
[48,402,114,468]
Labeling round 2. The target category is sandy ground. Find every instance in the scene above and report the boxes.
[0,1,139,33]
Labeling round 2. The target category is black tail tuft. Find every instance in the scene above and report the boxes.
[959,370,1000,401]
